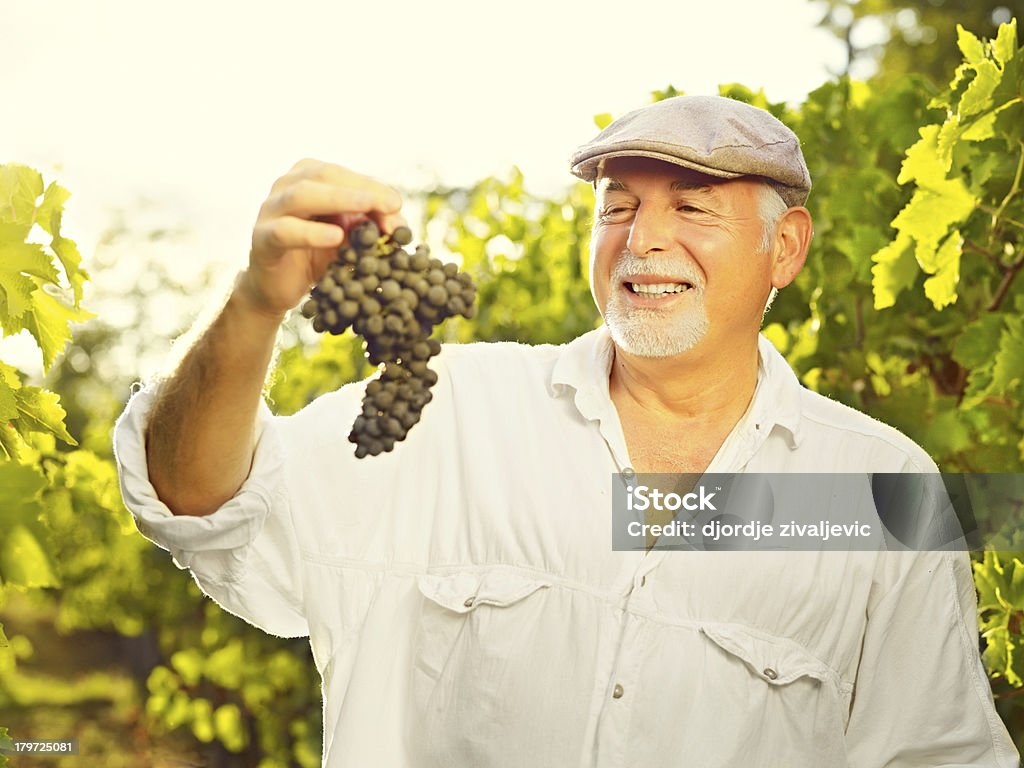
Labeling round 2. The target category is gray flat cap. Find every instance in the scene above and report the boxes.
[569,95,811,207]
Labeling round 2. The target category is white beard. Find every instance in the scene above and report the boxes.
[602,252,709,358]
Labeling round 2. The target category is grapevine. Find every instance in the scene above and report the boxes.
[300,222,476,457]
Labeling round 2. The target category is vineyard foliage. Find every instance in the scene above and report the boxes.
[2,17,1024,764]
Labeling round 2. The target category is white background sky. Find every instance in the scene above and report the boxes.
[1,0,849,374]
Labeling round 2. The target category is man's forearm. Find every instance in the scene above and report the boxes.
[145,275,285,517]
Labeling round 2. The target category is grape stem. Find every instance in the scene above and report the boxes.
[986,141,1024,251]
[986,251,1024,313]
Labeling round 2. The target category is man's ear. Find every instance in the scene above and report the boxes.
[769,207,813,289]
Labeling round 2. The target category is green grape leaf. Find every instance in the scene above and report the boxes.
[11,386,76,446]
[922,408,971,455]
[0,462,58,588]
[953,314,1005,368]
[33,181,70,237]
[0,361,20,389]
[0,461,46,507]
[52,234,87,306]
[991,315,1024,395]
[871,232,918,309]
[0,523,60,588]
[993,100,1024,144]
[993,19,1018,67]
[957,25,987,66]
[0,242,59,325]
[962,365,996,407]
[891,177,976,266]
[14,288,94,372]
[0,164,43,231]
[961,111,997,142]
[0,423,21,461]
[935,117,965,170]
[593,113,612,130]
[921,230,962,309]
[1012,559,1024,604]
[0,378,17,422]
[898,125,948,185]
[837,225,889,282]
[958,60,1002,118]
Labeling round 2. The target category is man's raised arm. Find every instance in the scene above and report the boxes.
[145,160,405,516]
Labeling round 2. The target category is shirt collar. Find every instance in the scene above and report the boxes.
[550,326,804,448]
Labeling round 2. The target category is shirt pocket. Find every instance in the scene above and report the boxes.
[698,623,854,761]
[412,568,551,685]
[408,568,553,759]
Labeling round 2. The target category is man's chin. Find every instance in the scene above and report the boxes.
[606,322,709,359]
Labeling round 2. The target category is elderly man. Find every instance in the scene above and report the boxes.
[115,96,1018,767]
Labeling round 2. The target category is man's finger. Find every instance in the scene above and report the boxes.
[253,216,343,251]
[263,178,402,219]
[376,211,410,236]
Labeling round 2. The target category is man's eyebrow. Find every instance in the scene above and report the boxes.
[599,178,716,194]
[669,179,715,194]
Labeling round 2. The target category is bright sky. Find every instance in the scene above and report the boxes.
[1,0,847,375]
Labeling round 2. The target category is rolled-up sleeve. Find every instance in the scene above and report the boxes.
[113,384,308,638]
[845,549,1019,767]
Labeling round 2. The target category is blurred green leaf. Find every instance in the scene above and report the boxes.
[11,288,94,372]
[0,164,43,236]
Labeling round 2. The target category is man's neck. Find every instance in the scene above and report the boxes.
[608,336,761,424]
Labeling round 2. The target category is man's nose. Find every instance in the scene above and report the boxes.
[626,203,671,257]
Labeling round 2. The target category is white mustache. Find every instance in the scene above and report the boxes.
[610,251,705,291]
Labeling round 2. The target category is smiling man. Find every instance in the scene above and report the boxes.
[115,95,1018,766]
[585,153,809,475]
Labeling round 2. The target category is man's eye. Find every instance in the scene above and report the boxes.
[601,206,633,219]
[677,204,703,213]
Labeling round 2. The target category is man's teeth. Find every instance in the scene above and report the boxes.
[630,282,690,295]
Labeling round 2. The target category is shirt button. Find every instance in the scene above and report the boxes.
[612,683,624,699]
[622,467,636,482]
[763,667,778,680]
[463,597,475,608]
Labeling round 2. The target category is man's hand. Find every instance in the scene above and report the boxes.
[146,160,406,516]
[242,159,407,317]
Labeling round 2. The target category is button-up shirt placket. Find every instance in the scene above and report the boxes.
[580,346,783,768]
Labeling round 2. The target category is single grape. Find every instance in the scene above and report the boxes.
[391,226,413,246]
[345,280,365,300]
[354,221,380,247]
[426,285,447,307]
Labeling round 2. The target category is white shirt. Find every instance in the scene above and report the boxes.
[114,328,1019,767]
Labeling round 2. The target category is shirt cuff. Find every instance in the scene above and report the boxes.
[112,382,282,585]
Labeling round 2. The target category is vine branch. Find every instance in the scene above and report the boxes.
[987,252,1024,312]
[987,142,1024,250]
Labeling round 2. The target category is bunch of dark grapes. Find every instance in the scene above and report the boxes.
[301,221,476,458]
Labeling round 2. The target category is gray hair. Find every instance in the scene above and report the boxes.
[758,183,789,252]
[758,183,790,316]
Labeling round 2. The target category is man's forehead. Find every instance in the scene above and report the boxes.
[596,157,726,194]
